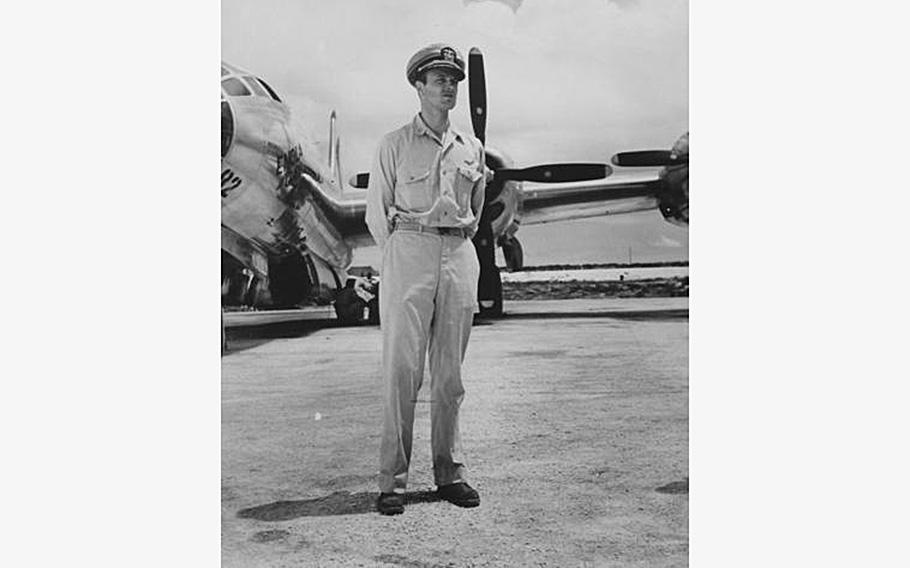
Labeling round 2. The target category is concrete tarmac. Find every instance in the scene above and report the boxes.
[222,298,688,567]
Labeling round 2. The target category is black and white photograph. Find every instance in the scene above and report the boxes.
[9,0,910,567]
[9,1,910,567]
[221,0,687,566]
[219,0,688,565]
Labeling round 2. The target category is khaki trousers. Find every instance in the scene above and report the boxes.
[378,229,479,494]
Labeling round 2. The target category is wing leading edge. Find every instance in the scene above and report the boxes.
[517,170,663,226]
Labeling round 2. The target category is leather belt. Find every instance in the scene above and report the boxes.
[393,221,470,239]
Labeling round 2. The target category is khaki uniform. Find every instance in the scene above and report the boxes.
[366,114,485,494]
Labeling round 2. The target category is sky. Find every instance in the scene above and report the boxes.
[221,0,689,264]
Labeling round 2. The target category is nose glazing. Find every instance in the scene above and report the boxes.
[221,99,235,159]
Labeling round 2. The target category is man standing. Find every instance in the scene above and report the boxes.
[365,43,486,516]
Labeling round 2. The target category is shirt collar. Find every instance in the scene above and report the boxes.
[412,114,463,144]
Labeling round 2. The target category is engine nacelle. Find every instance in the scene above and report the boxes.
[657,164,688,227]
[482,147,522,241]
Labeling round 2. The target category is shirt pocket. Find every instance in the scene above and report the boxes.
[395,169,433,211]
[455,164,482,209]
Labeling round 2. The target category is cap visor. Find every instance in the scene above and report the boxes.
[421,61,465,81]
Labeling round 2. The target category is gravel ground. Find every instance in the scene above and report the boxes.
[222,298,688,567]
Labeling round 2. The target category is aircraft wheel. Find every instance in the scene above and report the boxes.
[333,285,372,326]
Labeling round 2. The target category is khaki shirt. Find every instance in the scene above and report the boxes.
[366,114,486,249]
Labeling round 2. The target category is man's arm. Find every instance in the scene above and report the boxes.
[365,136,396,249]
[467,145,486,237]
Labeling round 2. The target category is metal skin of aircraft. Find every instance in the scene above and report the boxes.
[220,50,688,323]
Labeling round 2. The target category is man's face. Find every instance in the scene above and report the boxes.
[416,68,460,111]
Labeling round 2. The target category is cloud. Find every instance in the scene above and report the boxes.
[464,0,524,12]
[608,0,641,8]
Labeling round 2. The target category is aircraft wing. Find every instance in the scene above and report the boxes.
[517,169,663,226]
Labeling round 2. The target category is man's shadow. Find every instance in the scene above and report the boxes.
[237,490,440,520]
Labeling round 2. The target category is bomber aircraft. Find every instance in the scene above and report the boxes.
[221,49,688,323]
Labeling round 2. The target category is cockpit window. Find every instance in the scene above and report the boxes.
[244,76,269,98]
[256,77,282,102]
[222,100,234,158]
[222,77,251,97]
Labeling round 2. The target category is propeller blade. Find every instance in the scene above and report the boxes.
[611,150,687,167]
[468,47,486,145]
[495,163,611,183]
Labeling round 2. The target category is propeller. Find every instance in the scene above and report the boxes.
[495,163,609,183]
[611,150,687,168]
[612,132,689,168]
[467,47,611,184]
[610,133,689,227]
[468,48,486,146]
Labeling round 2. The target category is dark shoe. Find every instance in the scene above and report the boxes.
[376,492,404,515]
[436,482,480,508]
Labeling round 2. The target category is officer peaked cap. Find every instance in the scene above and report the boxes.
[406,43,466,85]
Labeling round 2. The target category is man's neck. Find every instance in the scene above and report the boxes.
[419,107,449,139]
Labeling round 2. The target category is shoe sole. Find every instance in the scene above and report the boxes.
[377,493,404,515]
[440,497,480,508]
[377,500,404,515]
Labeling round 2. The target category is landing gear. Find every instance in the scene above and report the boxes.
[473,221,503,318]
[499,234,524,272]
[267,253,316,308]
[222,251,262,308]
[333,278,380,325]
